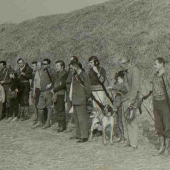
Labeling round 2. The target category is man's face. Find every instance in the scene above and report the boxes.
[89,60,94,68]
[0,63,4,70]
[154,60,163,72]
[70,57,74,61]
[117,77,124,84]
[42,61,49,69]
[18,60,25,68]
[69,64,77,73]
[119,61,128,70]
[37,62,42,71]
[31,64,37,72]
[55,63,63,72]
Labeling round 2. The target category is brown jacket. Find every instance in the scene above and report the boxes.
[72,70,92,105]
[121,65,141,104]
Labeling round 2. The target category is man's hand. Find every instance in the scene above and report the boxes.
[21,72,26,76]
[46,83,52,89]
[51,89,54,94]
[0,81,4,84]
[92,66,99,74]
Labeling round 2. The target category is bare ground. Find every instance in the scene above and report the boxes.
[0,114,170,170]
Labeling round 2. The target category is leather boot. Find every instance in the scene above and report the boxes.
[153,136,165,156]
[31,110,44,129]
[43,108,52,129]
[164,138,170,157]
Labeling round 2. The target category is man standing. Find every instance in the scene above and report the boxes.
[150,58,170,156]
[119,57,141,149]
[16,58,32,121]
[69,60,92,143]
[31,61,42,124]
[0,61,12,119]
[36,58,56,129]
[88,56,106,116]
[66,56,81,124]
[51,60,68,132]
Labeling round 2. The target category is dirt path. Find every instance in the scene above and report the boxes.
[0,117,170,170]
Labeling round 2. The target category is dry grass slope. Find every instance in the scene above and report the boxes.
[0,0,170,75]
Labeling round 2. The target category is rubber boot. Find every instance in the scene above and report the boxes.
[57,121,67,132]
[164,138,170,157]
[43,108,52,129]
[31,110,44,129]
[24,107,29,120]
[153,136,165,156]
[20,106,25,121]
[33,108,38,121]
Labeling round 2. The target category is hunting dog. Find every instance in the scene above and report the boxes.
[89,105,115,145]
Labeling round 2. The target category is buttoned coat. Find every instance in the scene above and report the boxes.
[72,70,92,105]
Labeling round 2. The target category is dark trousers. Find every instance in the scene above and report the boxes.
[0,102,3,119]
[19,82,30,107]
[116,108,124,139]
[53,95,66,126]
[73,105,89,139]
[9,97,19,117]
[153,99,170,138]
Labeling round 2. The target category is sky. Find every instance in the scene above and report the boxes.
[0,0,110,24]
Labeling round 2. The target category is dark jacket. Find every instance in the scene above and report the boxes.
[16,63,32,82]
[53,69,68,95]
[72,70,92,105]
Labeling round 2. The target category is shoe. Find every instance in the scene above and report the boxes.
[131,145,138,149]
[69,136,80,140]
[31,122,44,129]
[114,137,121,142]
[57,126,67,132]
[42,123,51,129]
[77,138,88,143]
[7,117,13,123]
[12,117,18,122]
[122,142,130,147]
[90,114,95,118]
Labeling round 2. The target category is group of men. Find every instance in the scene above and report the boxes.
[0,56,170,156]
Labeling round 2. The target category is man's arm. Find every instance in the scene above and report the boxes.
[122,67,141,104]
[53,72,68,93]
[97,67,106,83]
[82,72,92,98]
[0,85,5,103]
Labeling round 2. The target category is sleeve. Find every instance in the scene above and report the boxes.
[24,66,33,80]
[122,68,141,104]
[98,67,106,83]
[53,72,68,93]
[66,71,72,91]
[50,69,56,83]
[1,85,5,103]
[83,72,92,98]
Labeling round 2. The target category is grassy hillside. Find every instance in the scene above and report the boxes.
[0,0,170,78]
